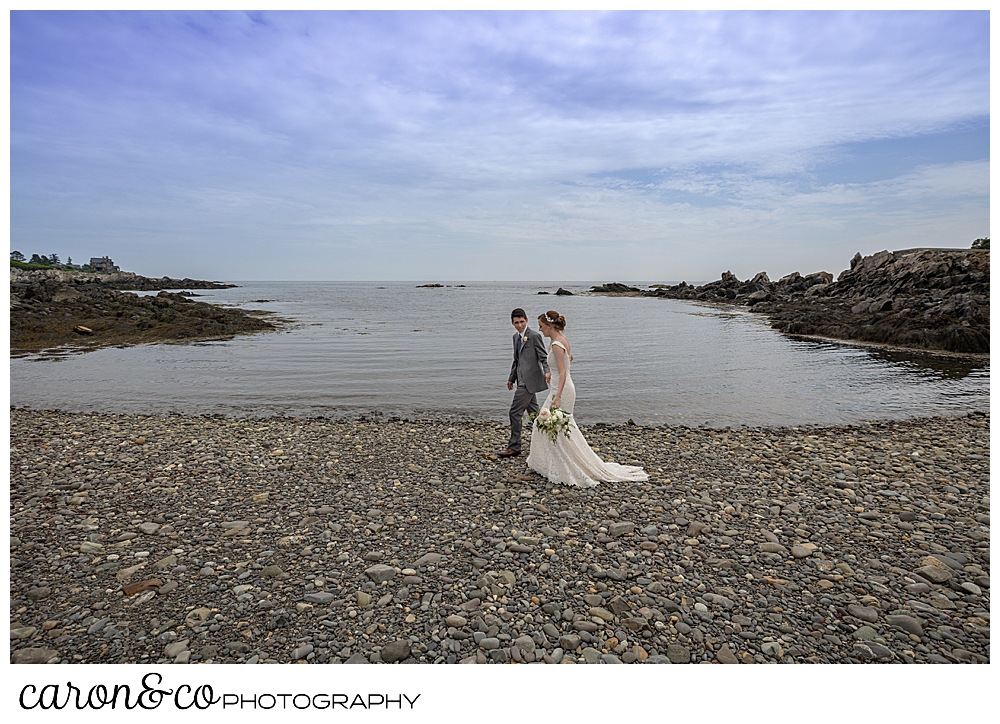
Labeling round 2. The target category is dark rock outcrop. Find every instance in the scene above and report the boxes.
[9,267,234,291]
[594,249,989,354]
[589,282,642,293]
[10,269,277,355]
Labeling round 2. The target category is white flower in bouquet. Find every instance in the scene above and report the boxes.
[530,406,574,443]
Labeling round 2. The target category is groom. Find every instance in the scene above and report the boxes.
[498,308,550,458]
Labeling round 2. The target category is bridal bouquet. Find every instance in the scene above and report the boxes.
[531,406,574,443]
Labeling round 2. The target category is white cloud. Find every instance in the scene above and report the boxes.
[10,10,989,280]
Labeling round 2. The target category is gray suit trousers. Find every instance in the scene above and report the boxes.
[508,384,540,451]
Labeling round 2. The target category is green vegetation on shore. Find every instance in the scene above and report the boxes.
[11,259,52,270]
[10,251,95,272]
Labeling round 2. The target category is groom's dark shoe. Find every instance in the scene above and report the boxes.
[497,447,520,457]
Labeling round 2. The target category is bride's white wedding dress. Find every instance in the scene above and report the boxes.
[526,340,649,487]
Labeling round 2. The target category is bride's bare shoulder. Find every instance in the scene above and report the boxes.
[553,336,573,358]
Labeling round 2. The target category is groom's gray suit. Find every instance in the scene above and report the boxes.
[507,327,550,452]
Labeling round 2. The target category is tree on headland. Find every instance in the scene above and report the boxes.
[18,253,62,269]
[971,237,989,249]
[10,250,25,262]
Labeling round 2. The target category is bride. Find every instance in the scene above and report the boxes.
[526,310,649,487]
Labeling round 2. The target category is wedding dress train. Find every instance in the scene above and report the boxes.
[526,341,648,487]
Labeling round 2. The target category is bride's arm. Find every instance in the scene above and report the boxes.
[552,344,567,407]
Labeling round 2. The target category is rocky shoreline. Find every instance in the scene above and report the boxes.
[10,267,237,291]
[10,268,278,355]
[591,248,990,355]
[10,408,989,665]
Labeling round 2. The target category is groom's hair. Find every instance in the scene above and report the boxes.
[511,308,527,320]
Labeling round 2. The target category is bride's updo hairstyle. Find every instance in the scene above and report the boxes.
[539,310,566,331]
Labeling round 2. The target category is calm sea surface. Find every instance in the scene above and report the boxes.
[9,281,990,427]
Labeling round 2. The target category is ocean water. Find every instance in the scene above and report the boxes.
[8,281,990,427]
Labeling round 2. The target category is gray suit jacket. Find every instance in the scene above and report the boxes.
[508,327,550,394]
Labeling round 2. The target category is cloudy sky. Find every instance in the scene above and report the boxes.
[10,10,989,282]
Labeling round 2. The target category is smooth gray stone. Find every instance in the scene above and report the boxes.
[609,522,635,537]
[847,605,879,623]
[761,641,784,658]
[558,634,581,650]
[413,552,443,566]
[715,645,739,664]
[886,615,923,636]
[514,635,535,653]
[364,564,396,583]
[164,640,190,658]
[914,566,952,584]
[26,587,51,601]
[381,640,411,663]
[303,592,335,604]
[87,617,111,634]
[852,625,878,641]
[666,644,690,663]
[864,642,895,660]
[12,648,59,664]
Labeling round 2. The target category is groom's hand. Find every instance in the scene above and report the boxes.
[545,373,551,384]
[507,382,514,391]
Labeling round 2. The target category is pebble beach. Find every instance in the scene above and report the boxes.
[9,408,989,665]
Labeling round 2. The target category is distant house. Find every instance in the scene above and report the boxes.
[89,256,120,272]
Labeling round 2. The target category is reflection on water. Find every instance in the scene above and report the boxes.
[9,281,990,427]
[864,347,983,380]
